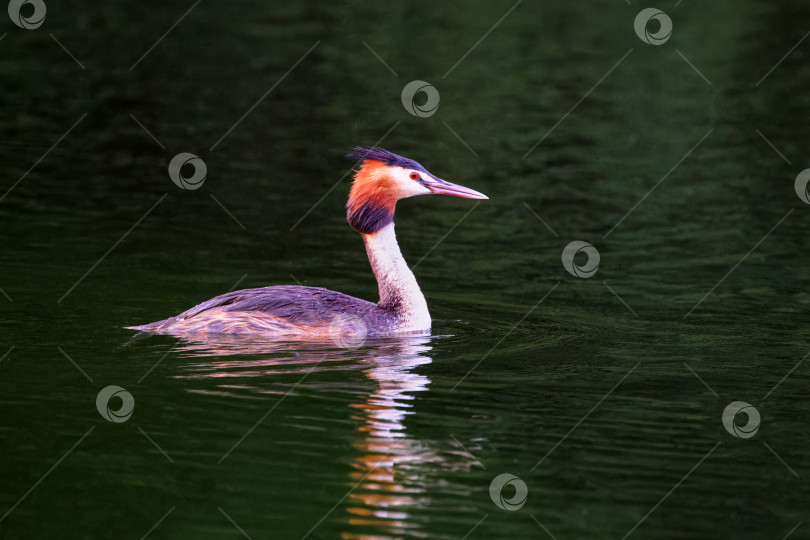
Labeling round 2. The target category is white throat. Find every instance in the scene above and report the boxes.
[362,222,431,333]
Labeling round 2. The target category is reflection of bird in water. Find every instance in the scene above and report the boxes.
[343,345,435,538]
[163,336,482,538]
[127,147,487,341]
[342,340,484,539]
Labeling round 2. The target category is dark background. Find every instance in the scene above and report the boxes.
[1,1,808,538]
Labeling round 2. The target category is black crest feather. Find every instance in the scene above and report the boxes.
[346,147,427,172]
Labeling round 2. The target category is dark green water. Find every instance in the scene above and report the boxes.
[2,1,809,538]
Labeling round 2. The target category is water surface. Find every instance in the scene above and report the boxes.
[1,1,809,538]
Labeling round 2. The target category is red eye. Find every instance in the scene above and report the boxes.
[409,172,419,180]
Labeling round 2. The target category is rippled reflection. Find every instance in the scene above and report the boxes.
[166,335,478,538]
[344,340,435,539]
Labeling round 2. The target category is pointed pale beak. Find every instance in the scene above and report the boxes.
[423,178,488,199]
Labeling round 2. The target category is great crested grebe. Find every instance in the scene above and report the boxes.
[128,147,487,339]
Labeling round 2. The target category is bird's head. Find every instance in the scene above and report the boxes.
[345,146,488,234]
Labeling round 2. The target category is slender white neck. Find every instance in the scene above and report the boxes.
[362,222,431,332]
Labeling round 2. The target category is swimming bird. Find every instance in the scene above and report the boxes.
[127,147,487,340]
